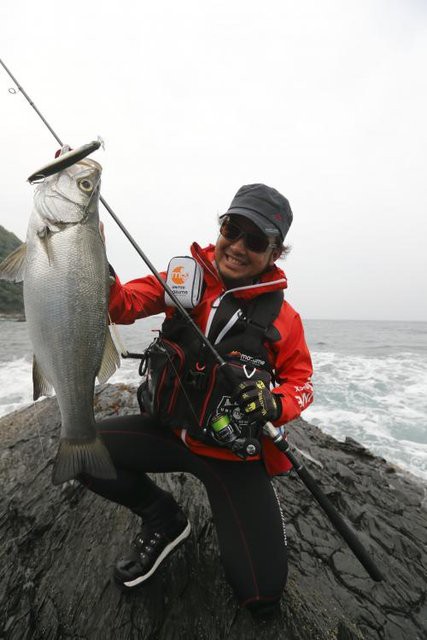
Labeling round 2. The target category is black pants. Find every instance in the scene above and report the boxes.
[81,414,288,607]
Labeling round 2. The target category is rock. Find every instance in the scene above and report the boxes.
[0,225,25,318]
[0,383,426,639]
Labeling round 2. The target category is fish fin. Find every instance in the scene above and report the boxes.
[32,356,53,400]
[37,228,52,265]
[96,328,120,384]
[51,437,117,485]
[0,243,27,282]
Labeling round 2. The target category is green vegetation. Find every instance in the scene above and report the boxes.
[0,225,25,317]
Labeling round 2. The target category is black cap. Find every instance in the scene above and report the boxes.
[222,183,293,240]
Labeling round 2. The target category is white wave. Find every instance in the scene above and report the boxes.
[0,357,34,418]
[0,355,141,420]
[0,357,142,418]
[109,358,142,386]
[304,351,427,481]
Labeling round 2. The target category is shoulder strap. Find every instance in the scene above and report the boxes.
[245,290,283,342]
[208,289,283,346]
[207,294,246,344]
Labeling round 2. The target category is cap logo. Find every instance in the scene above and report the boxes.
[273,212,282,221]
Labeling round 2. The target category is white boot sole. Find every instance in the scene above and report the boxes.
[121,521,191,588]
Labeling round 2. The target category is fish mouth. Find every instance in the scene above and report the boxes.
[34,161,102,225]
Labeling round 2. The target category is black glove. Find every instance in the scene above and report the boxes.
[232,380,281,424]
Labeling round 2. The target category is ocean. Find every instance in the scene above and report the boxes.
[1,317,426,482]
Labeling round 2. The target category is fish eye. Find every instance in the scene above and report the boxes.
[79,178,93,193]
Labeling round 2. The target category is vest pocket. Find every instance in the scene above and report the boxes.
[138,338,185,418]
[138,339,274,440]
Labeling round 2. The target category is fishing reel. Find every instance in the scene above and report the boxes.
[207,410,261,459]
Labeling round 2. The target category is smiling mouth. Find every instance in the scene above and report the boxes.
[225,253,248,267]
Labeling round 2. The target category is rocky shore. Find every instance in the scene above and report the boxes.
[1,384,426,639]
[0,225,24,318]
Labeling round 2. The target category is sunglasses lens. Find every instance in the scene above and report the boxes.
[245,234,269,252]
[220,220,241,241]
[220,219,272,253]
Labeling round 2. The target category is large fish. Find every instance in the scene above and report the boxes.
[0,153,119,484]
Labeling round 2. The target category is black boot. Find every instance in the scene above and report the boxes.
[114,495,191,589]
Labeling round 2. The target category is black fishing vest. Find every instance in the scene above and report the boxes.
[137,289,283,438]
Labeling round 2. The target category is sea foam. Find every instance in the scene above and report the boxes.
[0,357,33,417]
[304,350,427,481]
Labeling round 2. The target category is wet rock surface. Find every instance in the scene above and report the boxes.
[0,384,426,639]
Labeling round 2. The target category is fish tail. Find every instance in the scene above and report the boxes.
[52,436,117,485]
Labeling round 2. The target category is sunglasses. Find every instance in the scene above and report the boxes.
[219,218,277,253]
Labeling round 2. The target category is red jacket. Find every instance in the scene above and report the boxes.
[109,243,313,475]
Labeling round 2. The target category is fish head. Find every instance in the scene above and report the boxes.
[34,158,102,227]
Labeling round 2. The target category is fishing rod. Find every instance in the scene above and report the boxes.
[0,57,384,582]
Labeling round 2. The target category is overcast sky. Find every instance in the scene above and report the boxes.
[1,0,426,321]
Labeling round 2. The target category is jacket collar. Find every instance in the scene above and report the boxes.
[190,242,288,299]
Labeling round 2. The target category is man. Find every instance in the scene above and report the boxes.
[81,183,313,620]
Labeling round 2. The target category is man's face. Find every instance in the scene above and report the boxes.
[214,215,281,287]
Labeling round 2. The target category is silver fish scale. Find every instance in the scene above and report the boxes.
[24,212,110,441]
